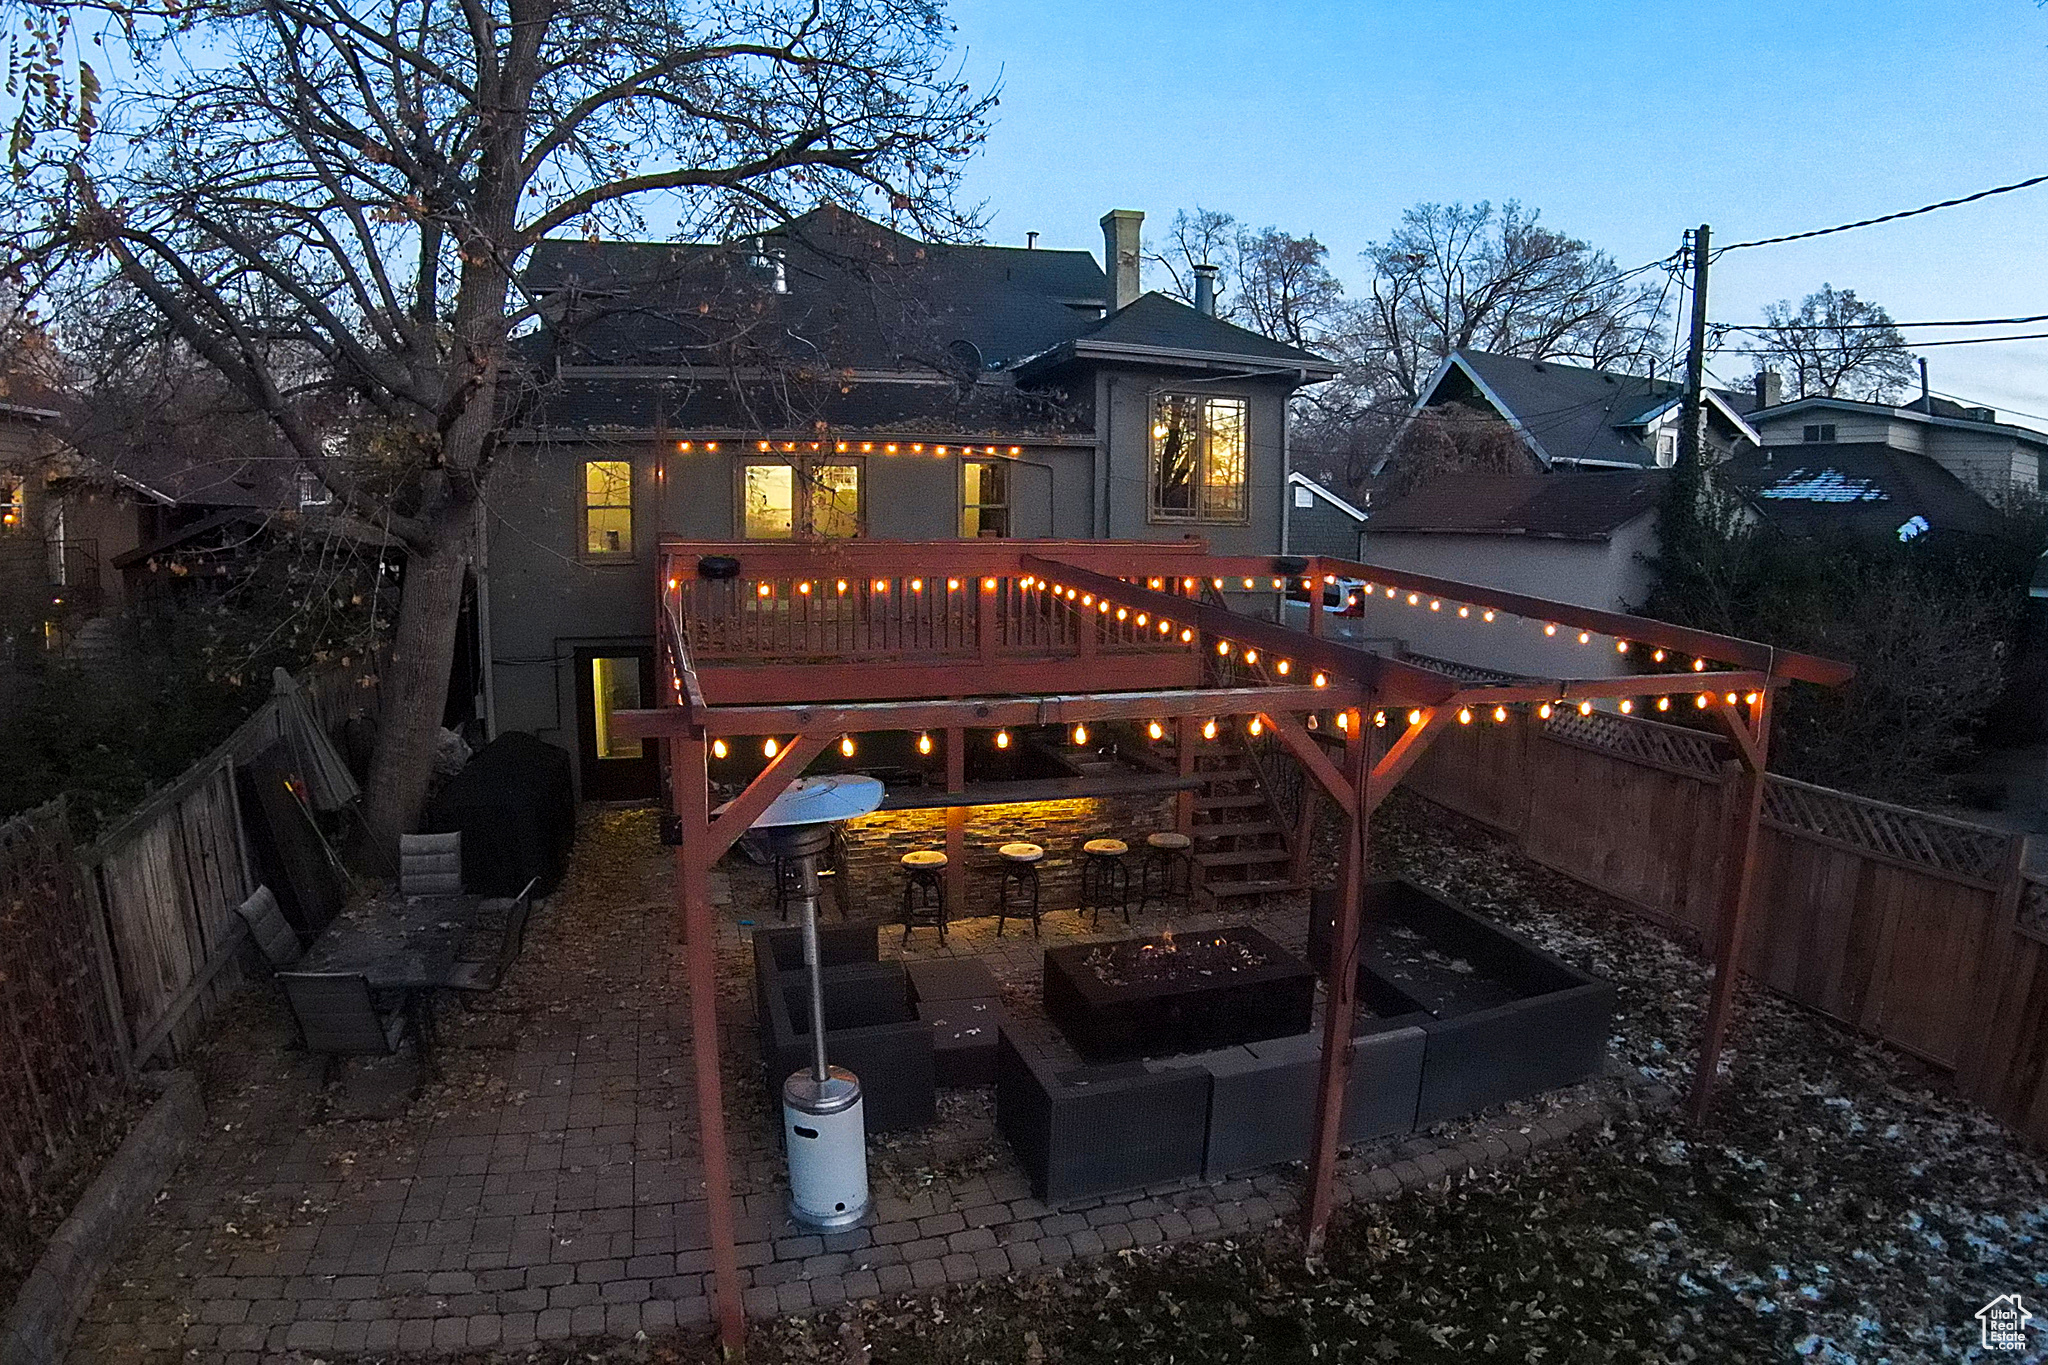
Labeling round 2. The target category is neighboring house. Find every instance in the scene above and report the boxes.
[1355,471,1667,679]
[0,401,97,629]
[1747,390,2048,500]
[493,205,1337,798]
[1283,471,1368,560]
[1404,349,1762,470]
[1719,441,1999,544]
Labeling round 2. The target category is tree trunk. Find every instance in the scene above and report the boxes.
[360,501,475,860]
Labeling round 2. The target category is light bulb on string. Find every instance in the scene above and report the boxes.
[1493,706,1508,723]
[1243,649,1258,665]
[1457,707,1473,725]
[994,729,1010,749]
[1577,631,1592,645]
[839,735,856,758]
[1578,700,1593,716]
[1072,723,1089,746]
[917,732,933,756]
[1653,649,1666,663]
[1407,709,1424,727]
[763,737,779,759]
[1202,718,1218,741]
[1247,716,1263,737]
[1538,702,1554,719]
[1656,697,1671,712]
[1147,720,1164,741]
[711,739,728,759]
[1545,623,1558,636]
[1619,699,1634,714]
[1336,710,1350,732]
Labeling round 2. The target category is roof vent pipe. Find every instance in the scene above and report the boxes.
[1192,263,1219,317]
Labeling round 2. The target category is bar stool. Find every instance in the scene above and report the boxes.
[1140,831,1193,911]
[1078,838,1131,929]
[899,850,948,944]
[995,842,1045,938]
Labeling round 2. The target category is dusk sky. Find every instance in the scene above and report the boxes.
[946,0,2048,429]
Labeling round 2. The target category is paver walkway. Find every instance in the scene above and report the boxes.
[71,808,1630,1363]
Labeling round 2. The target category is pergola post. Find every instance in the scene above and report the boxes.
[1300,704,1369,1250]
[945,726,967,910]
[669,734,746,1353]
[1687,693,1773,1126]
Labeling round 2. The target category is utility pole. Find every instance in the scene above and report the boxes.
[1677,224,1711,468]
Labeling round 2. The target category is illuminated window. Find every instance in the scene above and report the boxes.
[962,459,1010,538]
[1149,394,1248,523]
[742,460,862,538]
[583,460,633,555]
[589,656,643,759]
[1,477,21,530]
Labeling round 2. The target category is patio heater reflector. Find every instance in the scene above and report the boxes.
[744,774,885,1229]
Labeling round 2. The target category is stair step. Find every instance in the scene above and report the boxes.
[1195,847,1292,869]
[1193,792,1267,810]
[1190,821,1283,840]
[1203,878,1305,899]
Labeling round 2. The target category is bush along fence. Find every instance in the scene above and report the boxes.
[0,655,381,1296]
[1398,705,2048,1146]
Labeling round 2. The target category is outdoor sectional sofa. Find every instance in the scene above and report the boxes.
[1309,879,1616,1126]
[751,925,935,1132]
[994,1029,1211,1203]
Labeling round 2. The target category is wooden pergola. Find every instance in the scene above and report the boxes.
[614,537,1850,1350]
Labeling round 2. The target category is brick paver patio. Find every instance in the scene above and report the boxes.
[69,807,1637,1363]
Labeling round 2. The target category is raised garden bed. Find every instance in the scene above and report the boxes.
[1043,926,1313,1062]
[1310,879,1614,1125]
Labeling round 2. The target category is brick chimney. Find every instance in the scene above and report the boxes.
[1754,369,1784,410]
[1100,209,1143,313]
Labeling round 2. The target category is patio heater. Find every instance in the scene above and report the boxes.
[745,773,885,1229]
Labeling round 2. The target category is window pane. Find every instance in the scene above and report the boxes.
[1202,398,1247,520]
[590,657,644,759]
[1151,394,1201,517]
[809,464,861,538]
[584,460,633,554]
[744,464,795,539]
[962,460,1010,538]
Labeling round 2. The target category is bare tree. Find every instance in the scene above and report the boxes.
[5,0,993,851]
[1376,404,1540,502]
[1744,284,1919,402]
[1147,209,1347,352]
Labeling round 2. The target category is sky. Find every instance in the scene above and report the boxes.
[944,0,2048,430]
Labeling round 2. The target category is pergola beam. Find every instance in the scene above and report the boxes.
[1257,709,1357,817]
[701,733,834,863]
[1687,694,1773,1126]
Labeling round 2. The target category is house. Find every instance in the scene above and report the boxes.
[1747,388,2048,499]
[491,205,1338,798]
[1283,471,1368,559]
[1353,471,1667,678]
[1718,441,1999,544]
[1403,349,1762,470]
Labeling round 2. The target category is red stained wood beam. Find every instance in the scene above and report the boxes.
[615,682,1367,740]
[1257,709,1358,817]
[1021,554,1460,707]
[1688,693,1774,1126]
[1301,720,1370,1249]
[1448,670,1770,705]
[659,537,1224,580]
[1365,706,1453,813]
[691,654,1202,706]
[701,733,833,862]
[1309,555,1853,688]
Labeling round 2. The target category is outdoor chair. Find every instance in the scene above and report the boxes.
[445,877,538,997]
[994,1027,1209,1203]
[235,885,302,970]
[399,831,463,896]
[278,971,418,1057]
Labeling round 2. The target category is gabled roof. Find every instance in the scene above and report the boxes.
[1286,471,1367,522]
[1014,291,1339,382]
[1368,471,1667,541]
[1719,442,1998,540]
[1417,350,1759,469]
[1751,393,2048,450]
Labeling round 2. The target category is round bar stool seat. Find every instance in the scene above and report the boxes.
[1079,839,1132,928]
[899,850,948,943]
[996,843,1044,939]
[1141,831,1194,911]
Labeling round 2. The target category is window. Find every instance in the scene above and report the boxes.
[962,460,1011,538]
[1150,393,1248,523]
[297,470,333,510]
[741,460,862,538]
[584,459,633,555]
[1294,484,1314,509]
[1656,432,1677,465]
[1,477,21,530]
[589,656,643,759]
[1802,423,1837,444]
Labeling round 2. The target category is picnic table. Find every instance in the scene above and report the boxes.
[299,891,497,993]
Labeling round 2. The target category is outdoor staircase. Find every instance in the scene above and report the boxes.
[1186,745,1301,903]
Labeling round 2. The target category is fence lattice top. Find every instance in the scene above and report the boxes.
[1401,652,1537,687]
[1543,707,1729,777]
[2021,879,2048,944]
[1762,776,2014,885]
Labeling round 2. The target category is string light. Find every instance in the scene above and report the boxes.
[1653,649,1666,663]
[1616,641,1629,654]
[873,578,888,593]
[711,739,728,759]
[1577,631,1592,645]
[1492,706,1508,723]
[917,732,933,756]
[994,729,1010,749]
[1408,592,1421,606]
[1202,718,1218,740]
[1217,640,1231,656]
[1147,720,1164,741]
[1306,714,1320,730]
[1136,613,1148,626]
[947,577,960,591]
[1243,649,1258,665]
[1098,600,1111,614]
[1429,599,1442,612]
[1243,577,1255,590]
[1657,697,1671,712]
[836,580,848,594]
[1374,710,1388,727]
[763,737,780,758]
[1578,700,1593,716]
[1275,659,1291,676]
[839,735,856,758]
[757,582,773,598]
[1725,692,1739,705]
[1083,593,1094,606]
[1181,628,1195,643]
[1407,709,1423,726]
[1745,691,1760,705]
[1458,606,1470,618]
[909,577,923,592]
[1247,716,1264,737]
[1336,711,1350,732]
[1457,706,1473,725]
[1696,693,1711,709]
[1483,610,1496,623]
[1313,671,1328,688]
[797,581,812,595]
[1538,702,1554,719]
[1545,623,1558,636]
[1619,699,1634,714]
[1158,620,1171,634]
[1072,723,1089,746]
[1692,658,1706,672]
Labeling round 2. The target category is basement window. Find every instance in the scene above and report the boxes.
[1150,393,1248,524]
[962,459,1011,538]
[583,459,633,556]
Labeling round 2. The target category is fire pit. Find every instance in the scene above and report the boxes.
[1042,926,1313,1062]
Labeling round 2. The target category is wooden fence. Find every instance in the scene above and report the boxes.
[1402,706,2048,1145]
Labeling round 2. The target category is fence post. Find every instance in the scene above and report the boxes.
[1956,834,2031,1105]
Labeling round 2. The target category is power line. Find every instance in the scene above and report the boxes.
[1724,331,2048,353]
[1716,313,2048,334]
[1713,172,2048,253]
